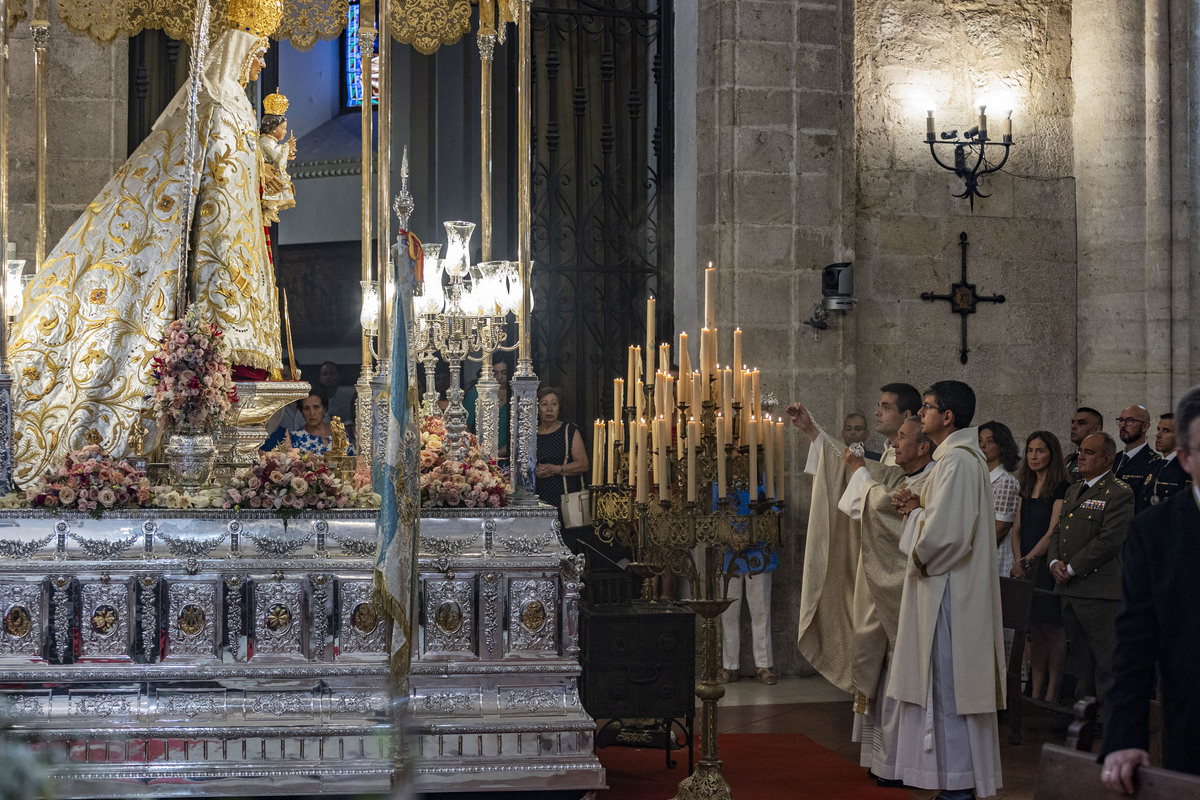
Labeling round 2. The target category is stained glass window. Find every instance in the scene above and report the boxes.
[345,2,378,109]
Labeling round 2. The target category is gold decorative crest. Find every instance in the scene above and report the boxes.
[434,600,462,634]
[520,599,546,632]
[265,603,291,633]
[4,605,32,638]
[178,603,207,636]
[352,602,379,634]
[91,604,119,636]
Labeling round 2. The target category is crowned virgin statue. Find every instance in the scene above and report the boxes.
[10,0,287,484]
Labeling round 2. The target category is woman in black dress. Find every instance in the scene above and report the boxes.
[534,387,590,551]
[1009,430,1070,703]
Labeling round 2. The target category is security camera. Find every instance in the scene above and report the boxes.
[820,262,856,312]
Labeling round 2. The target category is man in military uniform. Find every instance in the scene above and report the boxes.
[1066,407,1104,478]
[1138,413,1191,509]
[1049,432,1135,704]
[1113,405,1159,511]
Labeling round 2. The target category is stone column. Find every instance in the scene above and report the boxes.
[693,0,856,676]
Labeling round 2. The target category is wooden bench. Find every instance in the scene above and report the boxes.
[1034,700,1200,799]
[1034,745,1200,799]
[998,574,1036,745]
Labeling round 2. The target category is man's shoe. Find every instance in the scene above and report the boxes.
[720,669,738,684]
[756,667,778,685]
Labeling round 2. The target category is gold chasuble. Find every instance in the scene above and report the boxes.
[11,13,283,484]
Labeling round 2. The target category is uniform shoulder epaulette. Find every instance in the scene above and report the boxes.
[1111,476,1130,490]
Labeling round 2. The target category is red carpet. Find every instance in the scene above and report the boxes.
[597,733,908,799]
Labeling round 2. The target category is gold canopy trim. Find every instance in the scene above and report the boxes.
[391,0,471,56]
[51,0,481,53]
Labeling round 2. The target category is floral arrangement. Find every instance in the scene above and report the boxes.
[11,446,383,516]
[221,449,380,513]
[25,445,153,516]
[148,305,237,432]
[419,416,508,508]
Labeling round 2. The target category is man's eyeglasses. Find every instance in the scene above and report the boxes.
[920,402,943,413]
[1115,417,1149,425]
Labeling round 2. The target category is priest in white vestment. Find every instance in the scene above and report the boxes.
[838,415,934,784]
[788,383,923,786]
[890,381,1005,799]
[789,384,920,693]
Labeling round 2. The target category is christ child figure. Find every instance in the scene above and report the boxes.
[259,87,297,222]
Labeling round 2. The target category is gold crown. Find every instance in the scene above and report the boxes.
[263,87,288,115]
[226,0,284,38]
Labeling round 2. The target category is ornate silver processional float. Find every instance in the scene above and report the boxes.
[0,0,603,797]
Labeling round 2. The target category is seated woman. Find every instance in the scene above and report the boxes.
[262,392,355,455]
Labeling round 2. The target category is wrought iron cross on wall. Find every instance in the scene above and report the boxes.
[920,232,1005,364]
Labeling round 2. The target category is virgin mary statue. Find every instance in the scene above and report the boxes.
[11,0,286,484]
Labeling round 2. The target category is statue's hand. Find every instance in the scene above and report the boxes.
[262,163,285,195]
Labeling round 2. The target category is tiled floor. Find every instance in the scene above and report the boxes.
[712,675,1074,799]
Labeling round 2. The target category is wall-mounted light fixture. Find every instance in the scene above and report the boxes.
[925,105,1013,210]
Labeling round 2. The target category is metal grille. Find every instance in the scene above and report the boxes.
[529,0,674,432]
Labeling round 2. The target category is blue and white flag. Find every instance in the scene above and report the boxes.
[375,230,423,677]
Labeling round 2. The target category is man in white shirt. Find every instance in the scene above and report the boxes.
[1138,413,1191,508]
[1113,405,1157,511]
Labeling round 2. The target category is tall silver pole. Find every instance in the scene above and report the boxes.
[0,0,13,495]
[508,0,538,504]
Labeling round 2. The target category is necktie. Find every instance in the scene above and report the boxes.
[1114,452,1126,474]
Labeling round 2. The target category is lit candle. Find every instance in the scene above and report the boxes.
[655,371,665,418]
[1003,110,1013,142]
[763,414,775,500]
[747,416,759,501]
[659,418,670,501]
[732,329,742,400]
[665,374,675,419]
[678,332,690,403]
[751,369,762,418]
[692,371,703,418]
[659,342,670,373]
[775,420,785,502]
[636,420,648,503]
[926,108,935,141]
[627,347,637,405]
[608,420,617,484]
[698,327,711,398]
[716,414,728,500]
[645,296,656,385]
[635,379,644,420]
[704,262,717,328]
[978,105,987,140]
[614,378,624,424]
[687,417,698,503]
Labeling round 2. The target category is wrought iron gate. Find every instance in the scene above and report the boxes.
[528,0,673,434]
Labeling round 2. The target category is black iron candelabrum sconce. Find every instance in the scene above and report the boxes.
[925,106,1013,211]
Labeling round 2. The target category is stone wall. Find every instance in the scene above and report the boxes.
[852,0,1077,440]
[1073,0,1198,421]
[694,0,857,677]
[6,17,127,263]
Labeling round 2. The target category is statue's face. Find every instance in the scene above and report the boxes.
[248,51,267,82]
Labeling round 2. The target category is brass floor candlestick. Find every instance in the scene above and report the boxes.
[674,596,734,800]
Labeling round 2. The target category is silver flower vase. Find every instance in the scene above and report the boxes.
[165,429,217,489]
